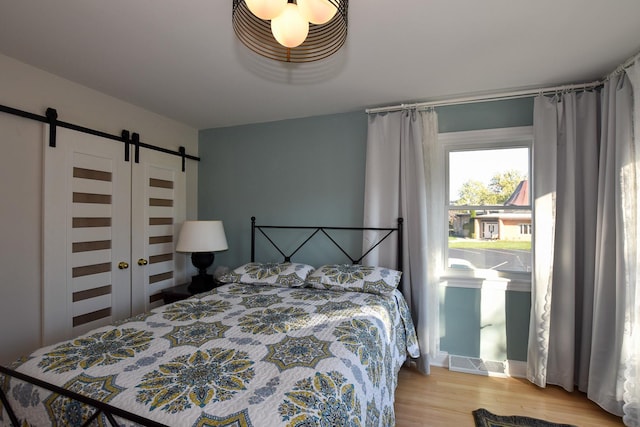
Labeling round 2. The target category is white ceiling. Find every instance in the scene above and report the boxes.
[1,0,640,129]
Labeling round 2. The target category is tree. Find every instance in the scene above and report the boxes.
[456,180,497,205]
[455,170,526,206]
[489,169,526,204]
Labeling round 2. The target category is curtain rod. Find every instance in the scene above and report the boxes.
[607,49,640,78]
[365,80,602,115]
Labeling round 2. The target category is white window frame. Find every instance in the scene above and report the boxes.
[439,126,533,291]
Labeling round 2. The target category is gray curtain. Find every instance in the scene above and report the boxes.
[363,109,441,375]
[528,73,634,418]
[623,58,640,427]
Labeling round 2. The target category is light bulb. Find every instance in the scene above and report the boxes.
[297,0,338,25]
[271,3,309,48]
[245,0,287,20]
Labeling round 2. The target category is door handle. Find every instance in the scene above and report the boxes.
[138,258,148,266]
[118,261,129,270]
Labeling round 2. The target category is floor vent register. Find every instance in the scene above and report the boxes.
[448,355,508,377]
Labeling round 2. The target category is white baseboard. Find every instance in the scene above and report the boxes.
[505,359,527,378]
[430,351,449,367]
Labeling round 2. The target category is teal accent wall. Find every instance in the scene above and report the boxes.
[505,291,531,361]
[439,287,531,362]
[437,97,534,133]
[198,97,534,362]
[198,111,367,270]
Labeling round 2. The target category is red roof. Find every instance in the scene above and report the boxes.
[504,180,529,206]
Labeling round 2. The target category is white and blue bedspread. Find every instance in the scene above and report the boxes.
[1,283,419,426]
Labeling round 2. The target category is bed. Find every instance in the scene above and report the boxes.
[0,217,419,427]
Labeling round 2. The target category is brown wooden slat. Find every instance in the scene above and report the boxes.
[73,167,112,182]
[73,307,111,327]
[73,217,111,228]
[73,285,112,302]
[149,198,173,207]
[149,271,173,284]
[149,217,173,225]
[72,262,111,278]
[149,293,164,304]
[149,253,173,264]
[73,192,112,204]
[149,178,173,189]
[72,240,111,253]
[149,235,173,244]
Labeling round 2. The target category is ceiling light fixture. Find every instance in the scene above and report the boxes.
[232,0,348,63]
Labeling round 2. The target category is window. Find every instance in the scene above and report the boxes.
[440,127,533,280]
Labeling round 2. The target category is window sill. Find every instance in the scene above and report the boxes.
[439,275,530,292]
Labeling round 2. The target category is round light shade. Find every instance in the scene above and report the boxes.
[232,0,349,63]
[176,221,228,253]
[271,3,309,48]
[297,0,338,25]
[245,0,287,20]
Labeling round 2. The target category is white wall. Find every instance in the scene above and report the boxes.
[0,53,198,364]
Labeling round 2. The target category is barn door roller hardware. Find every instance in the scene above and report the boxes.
[0,104,199,171]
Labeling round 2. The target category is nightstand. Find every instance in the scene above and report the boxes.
[161,281,224,304]
[161,283,193,304]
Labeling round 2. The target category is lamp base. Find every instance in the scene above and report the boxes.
[187,251,216,294]
[187,273,215,294]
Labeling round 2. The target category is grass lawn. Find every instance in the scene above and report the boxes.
[449,238,531,250]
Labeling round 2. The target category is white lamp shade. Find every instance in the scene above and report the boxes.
[176,220,228,253]
[271,3,309,48]
[297,0,338,25]
[245,0,287,20]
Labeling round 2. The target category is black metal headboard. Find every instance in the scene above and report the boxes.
[250,216,404,271]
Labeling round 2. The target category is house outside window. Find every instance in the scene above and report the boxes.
[519,223,532,235]
[440,126,533,284]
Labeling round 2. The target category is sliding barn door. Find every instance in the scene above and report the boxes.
[44,127,188,344]
[131,151,186,314]
[44,127,132,345]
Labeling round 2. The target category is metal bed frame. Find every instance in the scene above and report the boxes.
[251,216,404,272]
[0,216,404,427]
[0,364,167,427]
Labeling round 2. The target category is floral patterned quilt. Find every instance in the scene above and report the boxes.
[1,283,419,427]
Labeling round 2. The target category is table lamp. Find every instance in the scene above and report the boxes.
[176,220,228,293]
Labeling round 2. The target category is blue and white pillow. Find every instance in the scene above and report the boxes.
[219,262,315,288]
[306,264,401,295]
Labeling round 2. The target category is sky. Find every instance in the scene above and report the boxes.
[449,147,529,201]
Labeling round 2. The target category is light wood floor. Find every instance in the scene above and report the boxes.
[394,366,624,427]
